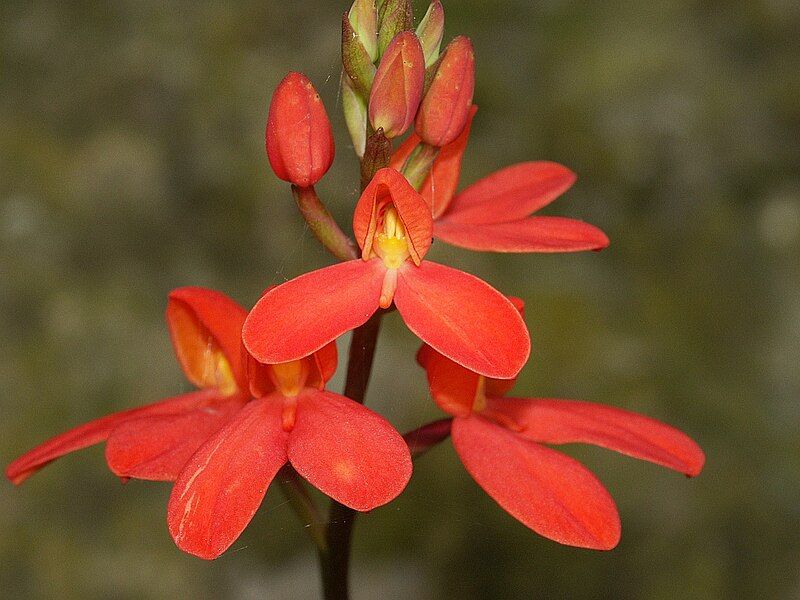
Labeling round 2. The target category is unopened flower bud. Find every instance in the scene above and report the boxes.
[415,36,475,147]
[377,0,413,57]
[266,72,335,188]
[416,1,444,67]
[368,31,425,138]
[342,11,377,98]
[348,0,378,62]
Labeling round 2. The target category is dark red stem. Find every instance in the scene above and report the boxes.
[319,311,382,600]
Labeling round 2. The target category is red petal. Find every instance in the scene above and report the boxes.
[287,389,412,511]
[486,397,705,477]
[434,216,610,253]
[6,389,219,485]
[417,343,480,417]
[419,342,524,416]
[243,260,384,365]
[452,415,621,550]
[388,106,477,219]
[167,287,249,393]
[167,398,288,560]
[422,105,476,218]
[395,261,530,378]
[312,340,338,387]
[105,397,245,481]
[441,162,576,225]
[352,167,433,264]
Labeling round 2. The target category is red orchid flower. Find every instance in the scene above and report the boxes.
[417,299,705,550]
[391,107,610,253]
[6,287,250,485]
[7,286,412,561]
[243,167,530,380]
[168,337,412,560]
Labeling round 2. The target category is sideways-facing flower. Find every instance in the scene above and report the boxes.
[243,167,530,379]
[417,300,705,550]
[392,108,610,253]
[168,339,412,560]
[6,287,250,484]
[8,287,412,561]
[266,72,335,188]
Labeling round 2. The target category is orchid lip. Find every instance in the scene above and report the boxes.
[371,206,414,308]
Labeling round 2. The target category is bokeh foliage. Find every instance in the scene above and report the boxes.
[1,0,799,598]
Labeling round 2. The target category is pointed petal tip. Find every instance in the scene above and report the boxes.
[441,161,579,225]
[683,443,706,478]
[5,390,220,486]
[6,463,33,486]
[434,217,611,254]
[490,398,706,478]
[591,226,611,251]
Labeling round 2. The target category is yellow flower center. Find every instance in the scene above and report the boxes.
[269,360,309,398]
[188,340,238,396]
[374,207,411,269]
[472,376,487,413]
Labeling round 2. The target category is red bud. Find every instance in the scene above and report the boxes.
[415,36,475,147]
[368,32,425,139]
[266,72,335,188]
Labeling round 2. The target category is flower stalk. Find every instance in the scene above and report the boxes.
[292,185,358,261]
[277,465,327,552]
[403,418,453,458]
[399,142,439,190]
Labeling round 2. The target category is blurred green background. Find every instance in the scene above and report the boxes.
[2,0,799,598]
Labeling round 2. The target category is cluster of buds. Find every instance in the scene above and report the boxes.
[341,0,463,155]
[7,0,704,582]
[267,1,471,180]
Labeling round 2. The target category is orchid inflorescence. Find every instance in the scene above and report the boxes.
[7,0,704,593]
